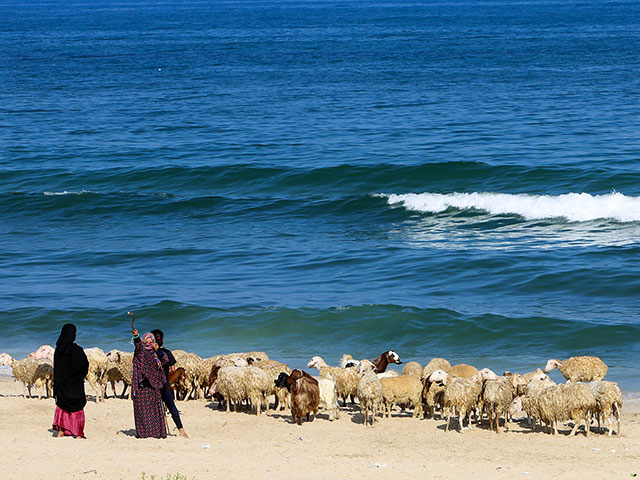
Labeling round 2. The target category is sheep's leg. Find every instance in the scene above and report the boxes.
[445,409,451,432]
[458,413,464,433]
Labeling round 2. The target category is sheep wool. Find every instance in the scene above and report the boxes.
[537,383,597,436]
[356,361,383,427]
[380,375,423,419]
[585,380,623,436]
[401,361,423,378]
[544,356,608,383]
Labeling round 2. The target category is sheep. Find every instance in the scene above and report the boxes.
[482,372,527,433]
[275,370,320,425]
[380,375,423,419]
[194,356,222,400]
[10,357,53,399]
[422,376,446,419]
[585,380,623,436]
[448,364,479,378]
[251,359,292,411]
[84,347,108,402]
[543,356,607,383]
[356,359,383,426]
[210,364,271,415]
[211,365,246,412]
[105,350,133,398]
[401,361,423,378]
[520,371,556,430]
[422,358,451,379]
[307,356,359,407]
[537,382,597,436]
[429,369,484,433]
[316,372,340,421]
[173,351,204,400]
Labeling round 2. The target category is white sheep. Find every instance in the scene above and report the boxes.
[105,349,133,398]
[307,356,359,406]
[537,382,597,436]
[585,380,622,436]
[10,357,53,399]
[482,372,526,433]
[543,356,608,383]
[317,372,340,421]
[380,375,423,419]
[212,364,271,415]
[252,359,292,411]
[84,347,108,402]
[520,371,556,430]
[429,369,484,433]
[356,359,382,426]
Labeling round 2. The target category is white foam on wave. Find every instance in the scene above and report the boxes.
[383,192,640,223]
[43,190,92,196]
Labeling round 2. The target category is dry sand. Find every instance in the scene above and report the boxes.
[1,376,638,480]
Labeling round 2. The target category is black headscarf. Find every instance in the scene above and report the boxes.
[53,323,89,412]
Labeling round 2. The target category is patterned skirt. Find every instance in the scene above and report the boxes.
[53,406,85,438]
[133,386,167,439]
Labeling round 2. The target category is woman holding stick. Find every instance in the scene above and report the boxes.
[131,324,168,439]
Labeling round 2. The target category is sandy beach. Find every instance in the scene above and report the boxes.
[1,376,638,480]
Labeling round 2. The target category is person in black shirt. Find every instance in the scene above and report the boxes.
[151,329,188,438]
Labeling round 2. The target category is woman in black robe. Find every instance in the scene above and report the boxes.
[52,323,89,438]
[131,328,168,439]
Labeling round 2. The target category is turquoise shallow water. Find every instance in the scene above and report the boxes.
[1,0,639,389]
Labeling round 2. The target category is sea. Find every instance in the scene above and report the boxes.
[1,0,639,392]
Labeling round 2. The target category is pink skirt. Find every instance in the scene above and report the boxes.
[53,406,85,438]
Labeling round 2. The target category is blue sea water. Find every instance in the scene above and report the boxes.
[1,0,639,389]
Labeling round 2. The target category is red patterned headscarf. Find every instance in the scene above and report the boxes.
[141,332,156,350]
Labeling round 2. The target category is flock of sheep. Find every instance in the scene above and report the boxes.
[0,345,622,437]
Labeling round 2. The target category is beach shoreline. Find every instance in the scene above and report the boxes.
[1,376,638,480]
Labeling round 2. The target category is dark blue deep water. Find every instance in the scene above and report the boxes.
[1,0,639,389]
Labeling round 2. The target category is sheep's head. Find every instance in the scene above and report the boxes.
[428,369,448,386]
[230,357,248,367]
[307,356,325,369]
[543,359,561,373]
[511,373,527,392]
[508,396,523,416]
[106,350,121,362]
[478,368,499,381]
[528,371,550,385]
[358,359,376,375]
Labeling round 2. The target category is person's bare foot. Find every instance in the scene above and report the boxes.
[57,429,64,438]
[178,428,188,438]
